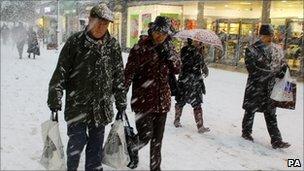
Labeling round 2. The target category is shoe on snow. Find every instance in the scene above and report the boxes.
[198,127,210,133]
[127,161,138,169]
[174,121,182,128]
[241,133,254,142]
[272,141,291,149]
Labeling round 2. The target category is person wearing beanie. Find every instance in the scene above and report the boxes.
[241,24,290,149]
[125,16,181,170]
[48,3,126,170]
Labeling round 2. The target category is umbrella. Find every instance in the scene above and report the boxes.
[173,29,223,50]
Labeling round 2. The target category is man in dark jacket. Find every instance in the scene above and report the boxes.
[125,16,181,171]
[242,24,290,149]
[174,38,210,133]
[47,4,127,170]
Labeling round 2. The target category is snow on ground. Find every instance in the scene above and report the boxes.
[1,42,303,170]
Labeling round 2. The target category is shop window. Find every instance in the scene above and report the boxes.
[130,14,139,47]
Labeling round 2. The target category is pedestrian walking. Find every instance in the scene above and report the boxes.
[47,3,127,170]
[241,24,290,149]
[124,16,181,171]
[174,38,210,133]
[27,26,40,59]
[15,22,27,59]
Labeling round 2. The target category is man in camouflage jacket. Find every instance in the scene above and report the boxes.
[47,4,126,170]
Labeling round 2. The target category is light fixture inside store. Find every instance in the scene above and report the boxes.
[282,0,287,2]
[240,2,252,5]
[205,6,216,9]
[225,5,228,7]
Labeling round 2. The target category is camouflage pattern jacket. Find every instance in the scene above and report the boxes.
[48,30,126,126]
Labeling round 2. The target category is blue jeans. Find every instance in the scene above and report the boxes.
[66,121,105,171]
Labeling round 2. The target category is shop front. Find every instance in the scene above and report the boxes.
[126,4,182,48]
[128,1,303,72]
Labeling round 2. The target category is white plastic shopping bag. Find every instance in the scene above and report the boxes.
[271,68,295,102]
[102,117,130,169]
[40,112,66,170]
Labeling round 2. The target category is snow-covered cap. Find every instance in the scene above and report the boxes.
[90,3,114,22]
[150,16,173,35]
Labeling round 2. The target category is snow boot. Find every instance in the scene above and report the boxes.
[241,133,254,142]
[193,106,210,133]
[271,140,291,149]
[174,105,183,128]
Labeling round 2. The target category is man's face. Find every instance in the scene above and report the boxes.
[88,17,110,39]
[152,31,168,44]
[260,35,273,46]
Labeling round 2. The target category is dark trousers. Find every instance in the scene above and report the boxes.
[135,112,167,171]
[242,109,282,143]
[66,121,105,171]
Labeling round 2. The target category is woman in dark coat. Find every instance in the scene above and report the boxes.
[125,16,181,170]
[174,38,210,133]
[27,26,40,59]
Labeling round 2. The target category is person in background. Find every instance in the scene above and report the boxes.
[27,26,40,59]
[15,22,27,59]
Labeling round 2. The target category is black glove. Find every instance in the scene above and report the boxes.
[276,64,288,79]
[116,110,125,120]
[155,43,171,60]
[50,106,61,113]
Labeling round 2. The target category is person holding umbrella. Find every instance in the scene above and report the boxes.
[174,38,210,133]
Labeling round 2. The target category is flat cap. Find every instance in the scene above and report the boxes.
[90,3,114,22]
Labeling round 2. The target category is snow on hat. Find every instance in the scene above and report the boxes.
[90,3,114,22]
[151,16,173,35]
[259,24,274,36]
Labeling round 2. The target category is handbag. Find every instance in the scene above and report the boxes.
[121,112,138,169]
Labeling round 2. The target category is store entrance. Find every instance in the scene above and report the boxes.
[214,18,259,66]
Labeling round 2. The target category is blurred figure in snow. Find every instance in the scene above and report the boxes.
[27,26,40,59]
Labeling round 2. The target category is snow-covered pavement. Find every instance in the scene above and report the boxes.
[1,43,303,170]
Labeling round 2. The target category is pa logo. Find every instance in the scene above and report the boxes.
[287,159,302,167]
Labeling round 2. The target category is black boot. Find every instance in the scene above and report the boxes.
[174,105,183,127]
[127,150,138,169]
[127,136,139,169]
[272,140,291,149]
[241,133,254,142]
